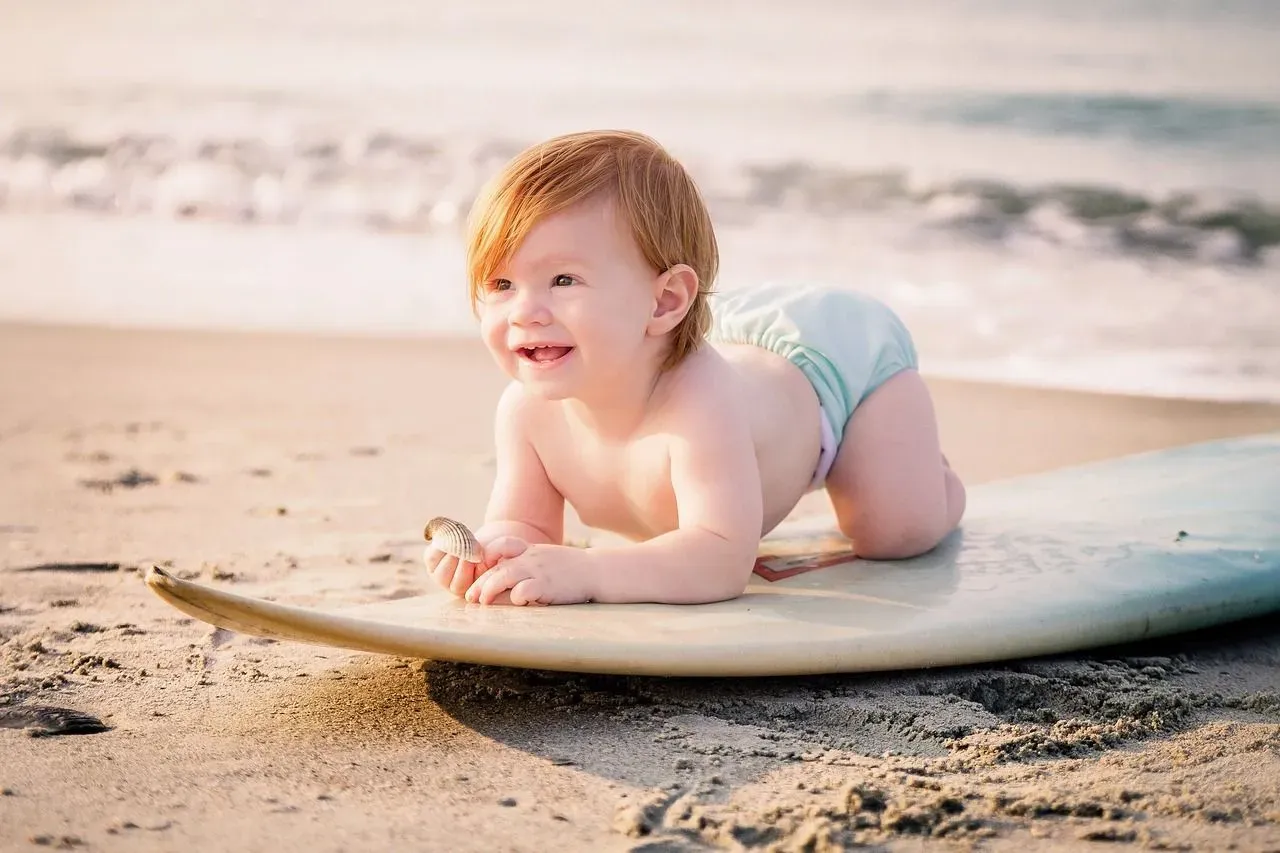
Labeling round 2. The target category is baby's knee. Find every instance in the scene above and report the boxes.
[839,499,956,561]
[843,519,944,560]
[944,467,967,528]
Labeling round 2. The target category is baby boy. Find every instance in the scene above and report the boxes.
[424,130,966,606]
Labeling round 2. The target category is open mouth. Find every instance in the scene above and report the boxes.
[517,345,574,365]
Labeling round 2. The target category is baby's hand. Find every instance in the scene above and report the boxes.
[423,535,527,598]
[464,544,595,606]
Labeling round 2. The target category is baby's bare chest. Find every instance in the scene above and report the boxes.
[538,435,677,540]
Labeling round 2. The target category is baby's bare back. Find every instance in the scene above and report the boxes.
[714,341,825,528]
[532,343,824,542]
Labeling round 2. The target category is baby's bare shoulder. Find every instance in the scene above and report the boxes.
[494,380,558,435]
[655,349,749,427]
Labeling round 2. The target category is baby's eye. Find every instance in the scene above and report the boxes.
[488,278,512,292]
[552,274,575,287]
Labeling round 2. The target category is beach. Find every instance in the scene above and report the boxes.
[3,1,1280,847]
[2,322,1279,851]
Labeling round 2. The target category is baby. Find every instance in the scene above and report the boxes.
[424,130,966,606]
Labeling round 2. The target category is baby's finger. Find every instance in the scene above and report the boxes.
[449,560,477,597]
[464,569,494,604]
[509,578,549,607]
[422,545,445,569]
[431,553,460,592]
[466,565,515,605]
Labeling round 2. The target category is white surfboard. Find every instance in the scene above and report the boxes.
[144,432,1280,677]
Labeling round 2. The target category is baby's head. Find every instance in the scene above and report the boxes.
[465,130,718,374]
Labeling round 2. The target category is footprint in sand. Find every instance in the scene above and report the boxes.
[77,468,159,493]
[0,705,110,737]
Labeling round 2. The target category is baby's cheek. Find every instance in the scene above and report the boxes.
[478,318,513,368]
[478,314,501,347]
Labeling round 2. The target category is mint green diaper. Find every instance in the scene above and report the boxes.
[707,282,919,486]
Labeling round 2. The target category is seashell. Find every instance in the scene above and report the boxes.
[423,516,481,563]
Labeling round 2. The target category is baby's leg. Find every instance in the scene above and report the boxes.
[825,369,965,559]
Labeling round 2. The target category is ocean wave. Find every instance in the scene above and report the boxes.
[844,90,1280,151]
[2,123,1278,267]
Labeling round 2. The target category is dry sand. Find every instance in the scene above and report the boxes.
[2,321,1280,852]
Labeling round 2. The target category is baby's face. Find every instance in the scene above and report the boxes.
[477,194,659,400]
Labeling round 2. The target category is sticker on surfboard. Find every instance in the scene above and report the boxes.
[752,528,858,581]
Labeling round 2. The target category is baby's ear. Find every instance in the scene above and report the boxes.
[648,264,699,336]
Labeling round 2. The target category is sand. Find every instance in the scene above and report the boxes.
[2,321,1280,852]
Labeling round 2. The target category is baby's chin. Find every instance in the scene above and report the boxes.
[517,382,577,402]
[500,366,578,401]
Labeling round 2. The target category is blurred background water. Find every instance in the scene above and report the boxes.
[1,0,1278,401]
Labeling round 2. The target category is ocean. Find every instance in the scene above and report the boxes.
[2,0,1278,401]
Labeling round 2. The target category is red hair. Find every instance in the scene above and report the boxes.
[465,130,719,370]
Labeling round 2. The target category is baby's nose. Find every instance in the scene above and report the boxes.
[509,291,551,325]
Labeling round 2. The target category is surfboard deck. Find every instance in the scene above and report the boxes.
[144,432,1280,677]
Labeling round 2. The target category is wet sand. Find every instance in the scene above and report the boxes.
[2,322,1279,851]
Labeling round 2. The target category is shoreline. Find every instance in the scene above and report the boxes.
[4,206,1280,408]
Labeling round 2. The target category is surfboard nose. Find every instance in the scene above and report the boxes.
[144,564,178,590]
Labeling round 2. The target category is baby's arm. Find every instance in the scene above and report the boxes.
[475,381,564,547]
[426,382,563,596]
[585,374,763,604]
